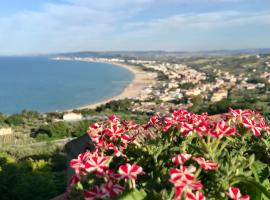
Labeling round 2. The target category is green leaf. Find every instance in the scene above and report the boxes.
[117,189,147,200]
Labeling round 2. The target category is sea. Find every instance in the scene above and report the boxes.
[0,56,133,114]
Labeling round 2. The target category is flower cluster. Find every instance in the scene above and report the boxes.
[68,109,269,199]
[147,108,269,138]
[69,115,144,200]
[170,153,218,199]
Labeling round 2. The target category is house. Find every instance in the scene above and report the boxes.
[63,112,83,122]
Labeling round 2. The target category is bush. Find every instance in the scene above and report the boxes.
[67,109,270,200]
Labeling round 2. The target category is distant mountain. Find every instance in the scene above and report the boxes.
[53,48,270,59]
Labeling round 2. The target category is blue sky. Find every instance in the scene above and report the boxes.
[0,0,270,55]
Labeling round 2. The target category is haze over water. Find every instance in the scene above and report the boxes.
[0,57,133,114]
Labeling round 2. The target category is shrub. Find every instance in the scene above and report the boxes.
[67,109,270,200]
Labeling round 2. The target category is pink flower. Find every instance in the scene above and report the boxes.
[227,187,250,200]
[193,157,218,170]
[242,117,262,136]
[84,186,103,200]
[101,181,124,198]
[185,191,206,200]
[105,124,125,139]
[85,155,111,174]
[118,163,144,181]
[172,153,192,165]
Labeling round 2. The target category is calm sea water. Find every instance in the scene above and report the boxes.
[0,57,133,114]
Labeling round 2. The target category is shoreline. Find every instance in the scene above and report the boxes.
[57,58,157,111]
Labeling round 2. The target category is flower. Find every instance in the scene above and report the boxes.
[242,117,262,136]
[105,124,125,139]
[193,157,218,170]
[108,114,119,123]
[149,115,159,125]
[227,187,250,200]
[169,166,196,186]
[68,174,80,187]
[185,191,206,200]
[70,151,91,175]
[211,121,236,138]
[172,153,192,165]
[118,163,144,181]
[101,181,124,198]
[229,108,252,118]
[163,117,174,132]
[84,186,103,200]
[85,155,111,174]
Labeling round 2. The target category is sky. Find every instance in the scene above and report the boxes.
[0,0,270,55]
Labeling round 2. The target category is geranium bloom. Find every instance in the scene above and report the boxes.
[193,157,218,170]
[85,155,111,174]
[185,191,206,200]
[118,163,144,181]
[227,187,250,200]
[70,151,91,175]
[242,117,262,136]
[105,124,125,139]
[172,153,192,165]
[101,181,124,198]
[84,186,103,200]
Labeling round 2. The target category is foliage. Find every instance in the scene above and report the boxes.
[0,150,66,200]
[68,108,270,199]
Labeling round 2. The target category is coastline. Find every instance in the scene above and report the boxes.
[59,59,157,111]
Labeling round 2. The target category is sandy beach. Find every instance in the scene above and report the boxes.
[64,59,157,110]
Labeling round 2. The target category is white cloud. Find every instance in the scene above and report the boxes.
[0,0,269,54]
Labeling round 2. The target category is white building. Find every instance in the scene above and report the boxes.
[63,113,83,122]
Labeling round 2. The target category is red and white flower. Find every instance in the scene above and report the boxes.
[193,157,218,170]
[70,151,91,175]
[169,166,196,186]
[85,155,111,174]
[211,121,236,137]
[105,124,125,139]
[242,117,262,136]
[108,114,119,123]
[68,174,80,186]
[101,181,124,198]
[118,163,144,181]
[185,191,206,200]
[172,153,192,165]
[227,187,250,200]
[149,115,159,125]
[84,186,103,200]
[229,108,252,118]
